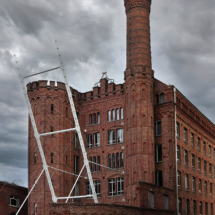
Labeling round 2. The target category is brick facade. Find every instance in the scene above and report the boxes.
[27,0,215,215]
[0,181,28,215]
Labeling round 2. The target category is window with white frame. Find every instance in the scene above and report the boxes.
[9,196,19,207]
[199,179,202,194]
[209,163,212,176]
[74,183,79,196]
[116,108,119,120]
[108,179,115,196]
[203,141,206,154]
[112,109,115,121]
[198,157,201,172]
[108,130,115,144]
[177,145,180,162]
[87,134,92,148]
[117,177,124,195]
[154,121,161,136]
[117,129,123,143]
[185,174,189,190]
[192,176,195,192]
[191,133,194,147]
[74,133,79,148]
[97,112,100,124]
[87,181,101,197]
[197,137,200,150]
[204,181,207,195]
[184,128,187,142]
[192,154,195,169]
[34,203,37,214]
[155,145,162,162]
[178,198,182,214]
[108,110,111,121]
[94,133,100,147]
[108,152,123,169]
[120,108,123,119]
[184,150,188,166]
[176,122,180,137]
[209,145,211,157]
[204,160,207,175]
[177,171,181,189]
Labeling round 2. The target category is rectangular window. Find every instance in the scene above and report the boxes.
[205,202,208,215]
[155,145,162,162]
[211,203,213,215]
[94,133,100,147]
[210,183,212,196]
[154,121,161,136]
[87,134,92,148]
[97,112,100,124]
[184,150,188,166]
[117,177,124,195]
[199,179,202,194]
[193,200,196,215]
[116,129,123,143]
[93,113,96,124]
[178,171,181,189]
[95,180,101,197]
[203,141,206,154]
[178,198,182,214]
[197,137,200,150]
[34,153,36,164]
[185,174,189,190]
[205,181,207,195]
[74,133,79,148]
[116,109,119,120]
[51,153,53,164]
[192,154,195,169]
[209,145,211,157]
[176,122,180,137]
[186,199,189,215]
[74,156,79,173]
[108,179,115,196]
[200,201,202,214]
[191,133,194,147]
[204,160,207,175]
[89,114,92,125]
[108,110,111,121]
[192,176,195,192]
[198,157,201,172]
[209,163,212,176]
[177,145,180,162]
[108,130,115,144]
[74,183,79,196]
[155,171,163,186]
[34,203,37,214]
[112,110,115,121]
[120,108,123,119]
[184,128,187,142]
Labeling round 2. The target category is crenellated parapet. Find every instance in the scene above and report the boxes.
[124,0,151,14]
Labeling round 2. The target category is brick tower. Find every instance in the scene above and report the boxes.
[124,0,155,206]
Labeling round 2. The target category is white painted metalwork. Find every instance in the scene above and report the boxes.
[57,195,93,200]
[55,40,98,203]
[24,67,60,78]
[66,164,85,203]
[15,169,44,215]
[15,56,57,203]
[40,127,76,137]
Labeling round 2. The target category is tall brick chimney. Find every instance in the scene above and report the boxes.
[124,0,155,206]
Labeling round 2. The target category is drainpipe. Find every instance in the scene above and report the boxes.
[173,87,178,215]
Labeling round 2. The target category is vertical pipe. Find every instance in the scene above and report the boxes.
[173,87,178,215]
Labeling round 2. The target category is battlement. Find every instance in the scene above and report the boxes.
[26,78,125,101]
[124,65,154,79]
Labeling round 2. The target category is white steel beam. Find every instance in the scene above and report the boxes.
[15,169,44,215]
[56,41,98,203]
[57,195,93,200]
[40,128,76,137]
[15,58,57,203]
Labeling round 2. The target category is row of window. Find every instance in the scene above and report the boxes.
[108,153,123,169]
[108,108,123,121]
[178,198,213,215]
[178,171,214,196]
[177,146,214,176]
[177,122,215,160]
[89,112,100,125]
[147,192,169,210]
[155,93,164,104]
[89,156,100,172]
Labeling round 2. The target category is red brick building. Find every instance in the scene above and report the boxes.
[27,0,215,214]
[0,181,28,215]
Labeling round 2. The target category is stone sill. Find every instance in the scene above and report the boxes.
[107,142,124,146]
[107,194,124,198]
[86,123,101,127]
[86,146,101,149]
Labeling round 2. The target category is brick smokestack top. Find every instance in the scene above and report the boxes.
[124,0,152,69]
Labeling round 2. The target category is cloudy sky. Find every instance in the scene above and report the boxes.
[0,0,215,188]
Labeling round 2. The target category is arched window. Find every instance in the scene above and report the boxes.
[112,154,115,168]
[108,110,111,121]
[112,109,115,121]
[51,104,54,114]
[93,156,96,172]
[97,156,100,171]
[89,114,92,125]
[97,112,100,124]
[116,153,119,168]
[9,196,19,207]
[120,108,123,119]
[35,105,37,115]
[155,94,159,104]
[163,195,169,209]
[148,192,154,208]
[93,113,96,124]
[116,109,119,120]
[66,107,68,117]
[120,152,123,168]
[51,126,54,137]
[160,93,164,103]
[108,154,111,168]
[51,153,53,164]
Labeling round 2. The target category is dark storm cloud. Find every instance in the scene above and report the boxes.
[0,0,215,187]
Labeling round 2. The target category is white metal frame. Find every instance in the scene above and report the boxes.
[14,46,98,214]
